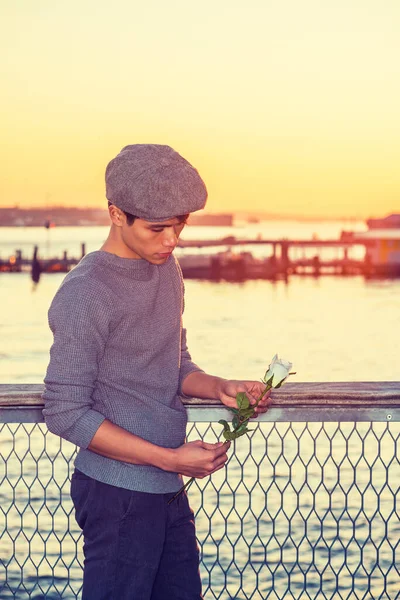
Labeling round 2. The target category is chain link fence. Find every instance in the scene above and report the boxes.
[1,414,399,599]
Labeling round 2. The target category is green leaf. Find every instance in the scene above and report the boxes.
[236,392,249,410]
[232,415,240,429]
[239,408,255,420]
[233,427,251,439]
[218,419,234,440]
[236,422,250,434]
[218,419,231,432]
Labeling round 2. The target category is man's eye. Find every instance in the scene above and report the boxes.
[151,228,164,233]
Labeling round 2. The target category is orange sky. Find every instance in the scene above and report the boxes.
[1,0,400,219]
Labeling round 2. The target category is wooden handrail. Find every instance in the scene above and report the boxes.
[1,382,399,408]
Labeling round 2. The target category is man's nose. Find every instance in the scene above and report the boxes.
[162,228,178,247]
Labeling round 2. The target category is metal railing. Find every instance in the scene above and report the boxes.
[1,383,399,600]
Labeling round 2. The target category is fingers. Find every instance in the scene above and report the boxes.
[204,442,230,475]
[246,381,268,397]
[247,385,263,401]
[251,391,273,417]
[210,452,230,474]
[209,461,228,475]
[213,441,231,457]
[212,441,230,468]
[194,450,229,478]
[201,441,224,451]
[248,388,271,404]
[189,441,232,478]
[219,395,237,409]
[256,397,272,410]
[200,440,231,454]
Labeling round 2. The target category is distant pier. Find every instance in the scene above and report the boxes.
[0,243,87,275]
[0,235,392,280]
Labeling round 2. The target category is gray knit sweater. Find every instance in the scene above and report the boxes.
[43,251,202,493]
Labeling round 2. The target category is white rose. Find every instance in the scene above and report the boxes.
[263,354,293,388]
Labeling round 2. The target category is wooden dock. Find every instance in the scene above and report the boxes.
[0,236,389,280]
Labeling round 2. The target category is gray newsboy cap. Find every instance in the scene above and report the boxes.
[105,144,207,221]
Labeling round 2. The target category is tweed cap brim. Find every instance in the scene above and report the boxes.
[105,144,207,221]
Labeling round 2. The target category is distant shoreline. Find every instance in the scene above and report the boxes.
[0,206,368,227]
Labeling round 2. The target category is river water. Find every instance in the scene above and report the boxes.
[0,221,399,599]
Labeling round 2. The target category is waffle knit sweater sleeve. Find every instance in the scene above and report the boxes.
[43,251,203,493]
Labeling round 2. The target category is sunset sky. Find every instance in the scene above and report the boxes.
[1,0,400,218]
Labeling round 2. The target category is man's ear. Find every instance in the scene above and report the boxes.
[108,204,126,227]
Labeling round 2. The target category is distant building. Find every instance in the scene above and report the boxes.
[0,207,234,227]
[366,213,400,229]
[188,213,233,226]
[0,207,109,227]
[355,217,400,274]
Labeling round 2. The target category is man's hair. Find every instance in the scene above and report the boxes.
[122,210,136,226]
[108,202,189,227]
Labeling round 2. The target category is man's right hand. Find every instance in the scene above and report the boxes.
[167,440,231,478]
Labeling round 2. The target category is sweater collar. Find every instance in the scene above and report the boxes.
[84,250,154,280]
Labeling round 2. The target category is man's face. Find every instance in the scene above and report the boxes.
[120,215,188,264]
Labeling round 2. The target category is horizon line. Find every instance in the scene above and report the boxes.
[0,205,372,223]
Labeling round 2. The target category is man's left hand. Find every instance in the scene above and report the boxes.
[217,379,272,417]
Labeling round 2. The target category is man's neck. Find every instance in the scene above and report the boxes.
[100,227,140,260]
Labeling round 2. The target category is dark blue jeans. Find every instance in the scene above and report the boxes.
[71,469,203,600]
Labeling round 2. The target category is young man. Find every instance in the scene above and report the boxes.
[43,144,271,600]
